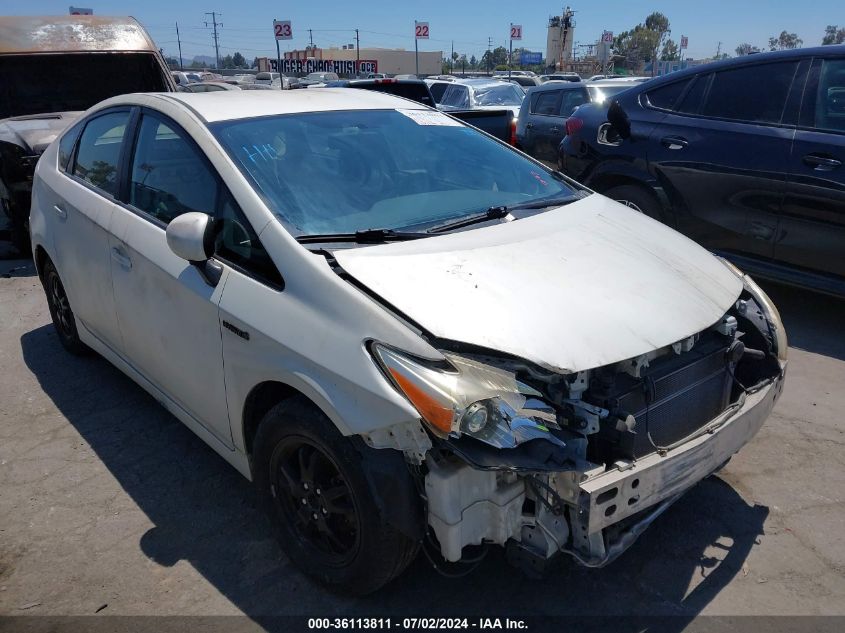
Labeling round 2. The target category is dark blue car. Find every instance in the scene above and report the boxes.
[559,46,845,296]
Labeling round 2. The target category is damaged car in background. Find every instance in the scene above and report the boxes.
[0,15,174,254]
[31,90,786,594]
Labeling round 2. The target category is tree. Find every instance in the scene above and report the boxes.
[768,31,803,51]
[469,54,477,69]
[232,52,246,68]
[221,54,234,69]
[251,56,260,69]
[660,38,679,61]
[822,25,845,45]
[613,12,671,74]
[481,46,509,71]
[735,43,761,56]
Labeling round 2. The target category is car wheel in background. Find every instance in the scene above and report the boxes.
[253,396,420,595]
[603,184,662,221]
[42,258,89,355]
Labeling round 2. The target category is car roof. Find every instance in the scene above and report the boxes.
[631,45,845,92]
[528,81,589,94]
[451,78,515,88]
[98,89,428,123]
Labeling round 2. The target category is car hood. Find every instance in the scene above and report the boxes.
[0,112,82,154]
[334,194,743,374]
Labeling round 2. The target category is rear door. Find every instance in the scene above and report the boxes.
[49,109,132,350]
[778,55,845,278]
[521,89,561,162]
[645,60,803,259]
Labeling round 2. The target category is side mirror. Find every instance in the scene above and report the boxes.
[166,212,214,262]
[607,100,631,140]
[166,213,224,287]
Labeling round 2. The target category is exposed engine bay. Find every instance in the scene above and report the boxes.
[409,286,786,571]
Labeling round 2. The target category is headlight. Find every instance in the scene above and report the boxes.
[718,258,788,362]
[371,343,565,450]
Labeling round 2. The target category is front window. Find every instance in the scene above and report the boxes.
[473,84,524,106]
[212,109,577,236]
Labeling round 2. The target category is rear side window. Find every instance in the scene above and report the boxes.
[801,58,845,133]
[559,89,589,116]
[442,85,470,108]
[72,111,130,197]
[646,79,690,110]
[429,83,449,103]
[128,115,217,224]
[531,91,560,115]
[58,121,84,173]
[701,61,799,124]
[676,74,711,114]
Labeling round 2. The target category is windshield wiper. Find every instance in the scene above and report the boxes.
[428,195,579,234]
[296,228,429,245]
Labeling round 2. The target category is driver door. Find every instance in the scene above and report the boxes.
[108,112,233,446]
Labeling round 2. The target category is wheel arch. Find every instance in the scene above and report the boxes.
[587,170,675,226]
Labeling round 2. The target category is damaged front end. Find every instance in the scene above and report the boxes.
[371,269,786,573]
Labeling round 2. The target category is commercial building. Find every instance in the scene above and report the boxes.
[272,46,442,76]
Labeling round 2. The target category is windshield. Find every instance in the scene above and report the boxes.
[474,84,524,106]
[212,109,576,236]
[587,84,631,104]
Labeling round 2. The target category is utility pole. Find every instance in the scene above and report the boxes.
[176,21,183,69]
[450,40,454,74]
[355,28,360,75]
[204,12,222,69]
[716,41,722,58]
[414,21,419,76]
[508,25,513,80]
[487,36,493,74]
[309,29,314,48]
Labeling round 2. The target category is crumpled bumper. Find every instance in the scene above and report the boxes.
[559,364,786,566]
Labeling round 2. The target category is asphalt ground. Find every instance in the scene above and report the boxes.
[1,255,843,631]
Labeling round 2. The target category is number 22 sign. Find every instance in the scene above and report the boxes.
[415,22,429,39]
[273,20,292,40]
[510,24,523,40]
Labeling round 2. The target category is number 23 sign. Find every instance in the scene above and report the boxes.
[415,22,429,39]
[274,20,292,40]
[510,25,523,40]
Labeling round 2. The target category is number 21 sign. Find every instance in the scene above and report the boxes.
[415,21,429,39]
[273,20,292,40]
[510,24,523,40]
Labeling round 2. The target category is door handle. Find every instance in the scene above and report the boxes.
[53,205,67,219]
[550,127,560,133]
[803,154,841,171]
[747,221,775,241]
[110,246,132,270]
[525,123,534,129]
[660,136,689,150]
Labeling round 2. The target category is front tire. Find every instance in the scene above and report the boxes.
[603,184,662,221]
[42,258,89,355]
[253,397,420,594]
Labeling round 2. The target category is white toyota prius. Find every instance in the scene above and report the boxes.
[30,90,787,594]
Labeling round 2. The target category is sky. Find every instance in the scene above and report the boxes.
[4,0,842,63]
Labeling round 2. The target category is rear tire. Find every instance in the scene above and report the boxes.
[42,258,89,355]
[253,397,420,595]
[603,184,662,221]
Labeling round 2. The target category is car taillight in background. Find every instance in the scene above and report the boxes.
[565,117,584,136]
[509,118,517,146]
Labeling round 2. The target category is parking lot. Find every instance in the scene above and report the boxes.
[1,254,843,623]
